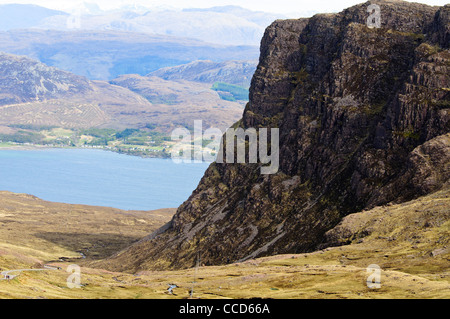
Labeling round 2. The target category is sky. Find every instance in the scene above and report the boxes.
[0,0,448,16]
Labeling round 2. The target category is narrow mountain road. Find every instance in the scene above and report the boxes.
[0,265,60,280]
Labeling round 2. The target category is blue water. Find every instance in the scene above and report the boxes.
[0,148,209,211]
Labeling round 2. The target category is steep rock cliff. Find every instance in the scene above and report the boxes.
[99,1,449,272]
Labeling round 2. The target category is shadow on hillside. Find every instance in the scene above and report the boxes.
[35,232,141,260]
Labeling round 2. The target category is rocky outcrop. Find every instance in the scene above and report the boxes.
[99,1,449,272]
[0,52,92,105]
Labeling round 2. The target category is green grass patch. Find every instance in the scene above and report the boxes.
[211,82,249,101]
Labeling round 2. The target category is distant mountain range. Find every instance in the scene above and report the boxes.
[0,29,259,81]
[0,3,259,132]
[0,3,284,45]
[0,2,260,132]
[0,3,264,84]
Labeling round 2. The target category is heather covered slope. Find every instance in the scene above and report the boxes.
[99,1,450,272]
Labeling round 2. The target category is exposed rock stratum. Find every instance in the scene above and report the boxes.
[99,0,449,272]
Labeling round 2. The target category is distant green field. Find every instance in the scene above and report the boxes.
[0,125,222,160]
[211,82,249,101]
[0,142,13,147]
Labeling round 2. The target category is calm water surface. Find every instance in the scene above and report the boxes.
[0,148,209,210]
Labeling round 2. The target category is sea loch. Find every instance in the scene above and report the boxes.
[0,148,209,210]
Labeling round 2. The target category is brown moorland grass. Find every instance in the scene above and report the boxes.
[0,187,448,299]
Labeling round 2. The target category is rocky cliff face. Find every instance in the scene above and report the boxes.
[100,1,449,272]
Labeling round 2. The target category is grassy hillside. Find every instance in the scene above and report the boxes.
[0,187,448,299]
[0,192,174,269]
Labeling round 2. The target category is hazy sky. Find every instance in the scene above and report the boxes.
[0,0,448,16]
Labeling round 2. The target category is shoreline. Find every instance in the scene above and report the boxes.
[0,143,215,163]
[0,142,171,159]
[0,143,52,151]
